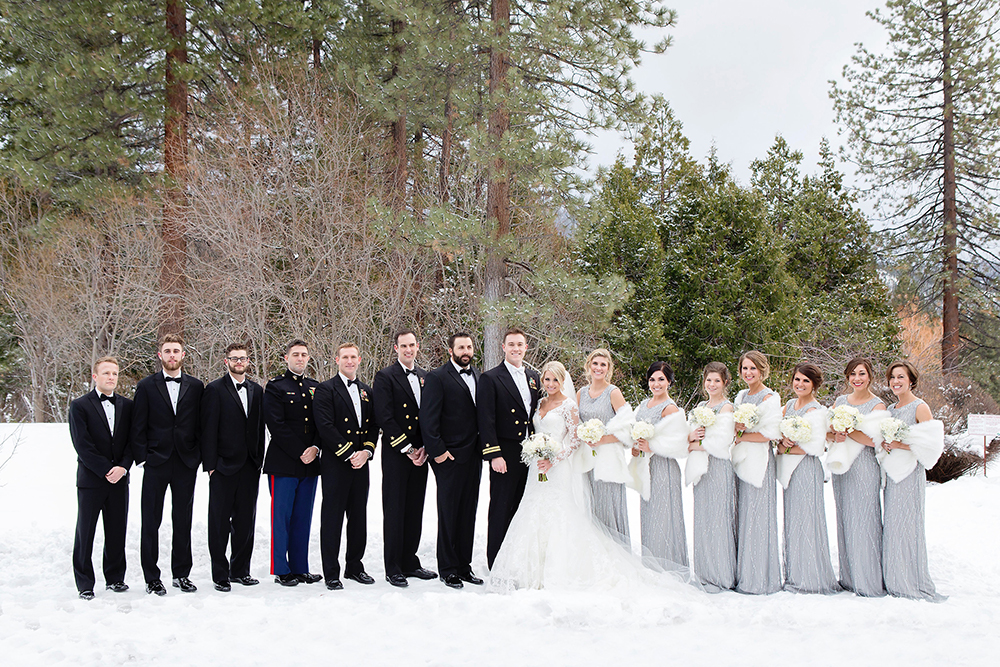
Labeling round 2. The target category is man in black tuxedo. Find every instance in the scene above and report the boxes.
[420,332,482,589]
[131,333,204,595]
[262,339,322,587]
[200,342,265,592]
[373,329,435,587]
[313,343,378,590]
[68,356,133,600]
[478,328,540,569]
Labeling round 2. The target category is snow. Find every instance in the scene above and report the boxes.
[1,423,999,666]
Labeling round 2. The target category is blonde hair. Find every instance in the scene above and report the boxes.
[584,348,615,383]
[92,356,119,374]
[541,361,567,386]
[738,350,770,381]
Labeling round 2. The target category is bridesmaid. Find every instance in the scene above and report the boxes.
[733,350,781,595]
[633,361,687,568]
[829,357,886,597]
[576,348,630,545]
[883,361,942,600]
[778,363,839,594]
[687,362,737,592]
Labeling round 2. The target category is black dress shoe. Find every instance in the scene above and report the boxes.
[325,578,344,590]
[213,580,231,592]
[345,571,375,585]
[442,574,463,589]
[79,590,95,600]
[230,575,259,586]
[105,582,129,593]
[146,580,167,596]
[458,571,484,585]
[172,577,197,593]
[386,574,409,588]
[274,574,299,587]
[402,567,437,580]
[295,572,323,584]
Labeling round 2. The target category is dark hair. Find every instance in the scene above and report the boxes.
[646,361,675,384]
[159,333,184,349]
[448,332,473,349]
[702,361,731,385]
[224,342,250,357]
[887,360,919,390]
[844,357,874,383]
[285,338,308,355]
[394,329,417,345]
[792,362,823,389]
[503,327,527,343]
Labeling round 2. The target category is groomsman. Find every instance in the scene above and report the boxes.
[262,339,322,586]
[68,356,133,599]
[373,329,435,587]
[313,343,378,590]
[200,343,265,592]
[131,334,204,595]
[420,333,482,589]
[478,328,540,569]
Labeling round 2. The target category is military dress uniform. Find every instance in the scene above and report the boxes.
[262,369,321,580]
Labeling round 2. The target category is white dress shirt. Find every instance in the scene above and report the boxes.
[400,361,422,408]
[451,359,476,405]
[163,370,181,414]
[98,391,116,435]
[231,374,248,416]
[340,372,363,426]
[504,360,532,416]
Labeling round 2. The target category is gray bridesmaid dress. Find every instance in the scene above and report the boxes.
[579,384,630,545]
[781,399,839,594]
[831,394,885,597]
[635,397,688,568]
[734,387,782,595]
[692,399,737,592]
[883,398,943,601]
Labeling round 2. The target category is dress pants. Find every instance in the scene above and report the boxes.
[433,456,481,578]
[208,461,260,582]
[269,474,318,575]
[141,452,198,582]
[382,450,429,576]
[73,481,129,591]
[320,463,369,580]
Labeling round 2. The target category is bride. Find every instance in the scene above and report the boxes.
[488,361,691,592]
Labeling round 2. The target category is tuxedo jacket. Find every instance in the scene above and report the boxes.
[420,362,480,464]
[68,390,134,488]
[200,374,265,476]
[372,362,426,456]
[313,375,378,465]
[262,370,321,478]
[131,371,204,469]
[477,363,541,461]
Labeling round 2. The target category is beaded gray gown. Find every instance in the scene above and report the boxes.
[781,399,839,594]
[831,394,885,597]
[579,384,630,545]
[734,387,782,595]
[883,398,943,601]
[636,397,687,568]
[692,399,737,592]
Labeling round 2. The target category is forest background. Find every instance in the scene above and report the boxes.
[1,1,998,478]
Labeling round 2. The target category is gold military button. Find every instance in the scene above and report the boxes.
[304,405,309,409]
[511,409,515,413]
[305,417,309,421]
[345,418,349,422]
[347,429,352,434]
[515,421,520,425]
[299,382,303,387]
[407,426,412,430]
[403,403,407,408]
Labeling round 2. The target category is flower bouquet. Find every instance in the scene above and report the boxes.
[520,432,561,482]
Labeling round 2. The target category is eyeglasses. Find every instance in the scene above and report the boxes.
[226,356,249,363]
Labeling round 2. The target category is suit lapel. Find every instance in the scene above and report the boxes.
[333,375,359,427]
[224,376,247,418]
[446,364,475,403]
[87,391,113,439]
[392,364,418,405]
[154,373,172,411]
[527,369,540,419]
[177,373,191,404]
[497,365,529,418]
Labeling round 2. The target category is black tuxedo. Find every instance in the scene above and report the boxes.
[201,374,265,583]
[373,361,429,577]
[313,374,377,580]
[131,370,204,583]
[420,361,481,578]
[478,362,540,568]
[68,390,133,592]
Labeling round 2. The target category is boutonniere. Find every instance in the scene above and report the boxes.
[360,389,369,401]
[529,377,538,391]
[308,387,315,397]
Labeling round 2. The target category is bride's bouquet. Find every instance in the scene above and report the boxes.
[520,432,561,482]
[733,403,760,437]
[576,419,606,455]
[829,404,862,433]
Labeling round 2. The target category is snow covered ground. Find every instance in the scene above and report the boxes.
[1,422,998,666]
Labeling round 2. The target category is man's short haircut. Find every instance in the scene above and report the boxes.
[92,356,120,374]
[285,338,309,355]
[503,327,527,343]
[224,342,250,357]
[448,332,473,349]
[336,342,360,356]
[159,333,184,349]
[394,328,418,345]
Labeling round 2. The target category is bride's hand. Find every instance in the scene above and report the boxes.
[537,459,553,473]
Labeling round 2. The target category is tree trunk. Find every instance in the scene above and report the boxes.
[941,2,960,374]
[312,37,322,69]
[483,0,511,370]
[161,0,188,339]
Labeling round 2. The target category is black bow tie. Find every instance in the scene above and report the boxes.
[346,378,358,387]
[235,382,247,392]
[164,376,181,384]
[404,368,417,376]
[459,368,473,376]
[99,394,115,404]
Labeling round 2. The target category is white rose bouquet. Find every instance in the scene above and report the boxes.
[689,406,717,431]
[576,419,606,454]
[630,421,656,457]
[779,416,812,451]
[733,403,760,437]
[829,404,862,433]
[879,418,908,450]
[520,432,561,481]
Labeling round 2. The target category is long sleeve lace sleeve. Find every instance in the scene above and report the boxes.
[553,402,586,465]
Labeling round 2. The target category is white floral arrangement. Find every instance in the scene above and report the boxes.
[576,418,606,445]
[733,403,760,436]
[631,420,656,442]
[880,417,909,449]
[520,432,561,481]
[780,416,812,446]
[689,406,717,430]
[829,404,862,433]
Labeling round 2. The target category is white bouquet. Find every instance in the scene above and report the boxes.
[630,421,656,457]
[733,403,760,436]
[689,406,717,430]
[576,419,605,447]
[829,404,862,433]
[880,417,908,449]
[520,432,561,481]
[780,416,812,446]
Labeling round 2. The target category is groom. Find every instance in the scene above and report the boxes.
[478,328,540,569]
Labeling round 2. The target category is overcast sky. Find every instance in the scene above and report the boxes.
[590,0,889,185]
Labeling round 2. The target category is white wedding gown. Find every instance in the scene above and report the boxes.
[488,399,690,593]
